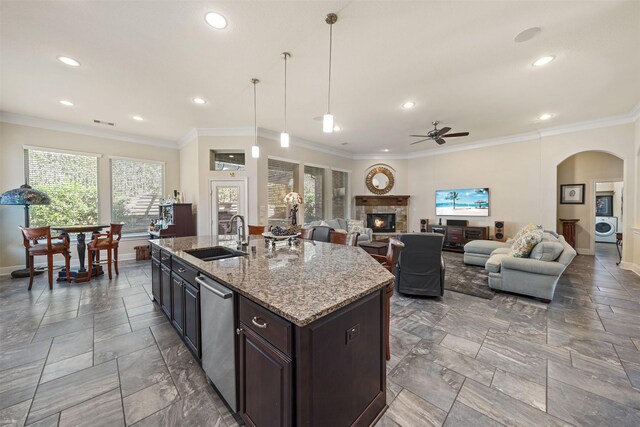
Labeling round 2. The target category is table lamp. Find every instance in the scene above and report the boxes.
[0,183,51,278]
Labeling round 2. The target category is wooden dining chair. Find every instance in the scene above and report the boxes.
[19,226,70,290]
[329,231,360,246]
[87,223,123,280]
[369,237,405,361]
[300,227,314,240]
[248,225,266,235]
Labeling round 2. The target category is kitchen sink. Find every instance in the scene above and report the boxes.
[184,246,246,262]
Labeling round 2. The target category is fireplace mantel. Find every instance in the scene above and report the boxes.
[355,195,410,207]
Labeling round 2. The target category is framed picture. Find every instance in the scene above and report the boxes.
[560,184,585,204]
[596,195,613,216]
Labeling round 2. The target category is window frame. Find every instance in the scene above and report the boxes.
[109,155,165,237]
[267,156,300,228]
[303,162,330,223]
[330,167,351,220]
[23,145,102,229]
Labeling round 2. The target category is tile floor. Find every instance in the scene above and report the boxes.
[1,243,639,426]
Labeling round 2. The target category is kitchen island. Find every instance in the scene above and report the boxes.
[150,235,394,427]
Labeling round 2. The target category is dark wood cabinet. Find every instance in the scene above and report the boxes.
[151,258,161,302]
[160,265,172,318]
[151,203,195,238]
[429,224,489,252]
[183,281,200,357]
[238,327,293,427]
[171,276,184,335]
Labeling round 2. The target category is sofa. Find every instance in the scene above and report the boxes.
[304,218,373,244]
[464,226,577,302]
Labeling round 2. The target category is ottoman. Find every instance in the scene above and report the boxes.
[463,240,510,266]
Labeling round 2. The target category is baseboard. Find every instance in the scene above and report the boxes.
[630,262,640,277]
[575,247,594,256]
[0,251,138,276]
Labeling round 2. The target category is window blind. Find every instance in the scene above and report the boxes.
[332,170,348,219]
[304,165,325,223]
[25,148,99,227]
[111,158,164,233]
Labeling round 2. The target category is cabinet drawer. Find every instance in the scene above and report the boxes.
[448,234,464,243]
[447,227,463,236]
[160,250,171,268]
[172,257,198,286]
[151,245,160,260]
[239,296,292,357]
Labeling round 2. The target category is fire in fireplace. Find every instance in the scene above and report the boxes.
[366,213,396,233]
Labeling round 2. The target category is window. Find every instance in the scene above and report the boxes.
[211,151,245,171]
[304,165,325,223]
[111,158,164,234]
[267,159,298,228]
[332,170,349,219]
[25,148,99,227]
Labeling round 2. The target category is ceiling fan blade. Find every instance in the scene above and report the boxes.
[410,138,430,145]
[410,134,429,138]
[435,138,446,145]
[442,132,469,138]
[435,127,451,137]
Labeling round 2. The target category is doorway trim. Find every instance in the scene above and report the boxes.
[209,177,248,236]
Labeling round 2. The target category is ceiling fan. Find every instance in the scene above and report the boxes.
[410,121,470,145]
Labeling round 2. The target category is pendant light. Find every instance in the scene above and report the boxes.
[281,52,291,147]
[251,78,260,158]
[323,13,338,133]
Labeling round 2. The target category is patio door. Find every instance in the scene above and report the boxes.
[210,179,247,237]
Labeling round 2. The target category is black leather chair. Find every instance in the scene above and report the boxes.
[311,225,334,242]
[396,233,445,297]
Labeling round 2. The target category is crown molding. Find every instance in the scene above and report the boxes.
[177,128,198,149]
[0,112,177,149]
[256,128,353,159]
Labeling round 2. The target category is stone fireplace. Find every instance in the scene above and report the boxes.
[355,195,410,233]
[367,213,396,233]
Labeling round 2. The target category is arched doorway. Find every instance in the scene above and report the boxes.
[556,151,623,256]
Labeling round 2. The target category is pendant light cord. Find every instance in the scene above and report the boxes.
[253,80,257,145]
[284,54,288,131]
[327,22,333,113]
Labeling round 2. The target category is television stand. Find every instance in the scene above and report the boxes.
[428,224,489,252]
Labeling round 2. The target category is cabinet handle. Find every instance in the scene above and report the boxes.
[236,328,243,335]
[251,317,268,329]
[177,267,187,273]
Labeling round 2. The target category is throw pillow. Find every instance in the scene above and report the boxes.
[347,219,366,234]
[512,224,543,245]
[511,229,543,258]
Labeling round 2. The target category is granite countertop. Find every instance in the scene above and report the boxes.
[150,236,394,326]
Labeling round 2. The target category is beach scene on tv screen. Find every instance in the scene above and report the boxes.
[436,188,489,216]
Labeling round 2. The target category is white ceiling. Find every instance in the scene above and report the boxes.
[1,1,639,154]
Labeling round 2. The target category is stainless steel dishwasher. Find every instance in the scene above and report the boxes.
[196,275,237,411]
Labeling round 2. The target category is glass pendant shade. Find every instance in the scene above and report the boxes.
[280,132,290,147]
[251,144,260,158]
[323,114,334,133]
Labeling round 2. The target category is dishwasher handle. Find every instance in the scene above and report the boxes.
[196,276,233,299]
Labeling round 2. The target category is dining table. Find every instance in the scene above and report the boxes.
[52,224,109,282]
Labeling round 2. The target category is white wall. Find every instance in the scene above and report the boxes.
[0,122,180,273]
[351,159,410,196]
[634,115,640,275]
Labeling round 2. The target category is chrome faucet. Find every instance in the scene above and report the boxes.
[227,214,246,247]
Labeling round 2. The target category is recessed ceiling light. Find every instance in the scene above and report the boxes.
[514,27,541,43]
[532,56,555,67]
[57,56,80,67]
[205,12,228,29]
[192,97,207,105]
[132,115,144,121]
[333,125,341,132]
[402,101,415,109]
[382,148,390,152]
[539,113,553,120]
[59,100,74,106]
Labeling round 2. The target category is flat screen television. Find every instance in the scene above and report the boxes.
[436,187,489,217]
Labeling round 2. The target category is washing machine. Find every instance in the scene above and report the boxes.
[595,216,618,243]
